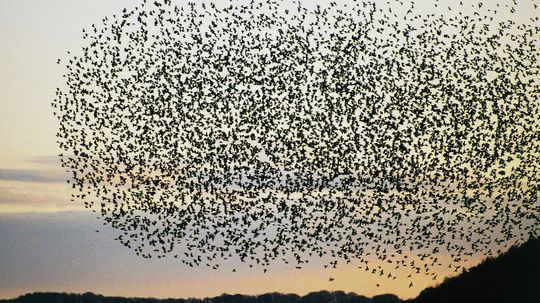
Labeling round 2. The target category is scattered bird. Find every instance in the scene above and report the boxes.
[52,0,540,286]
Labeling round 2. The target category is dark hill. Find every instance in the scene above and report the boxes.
[408,236,540,303]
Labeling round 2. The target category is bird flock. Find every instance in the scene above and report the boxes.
[53,0,540,286]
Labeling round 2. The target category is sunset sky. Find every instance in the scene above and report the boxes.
[0,0,537,300]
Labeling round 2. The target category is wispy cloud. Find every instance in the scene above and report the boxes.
[0,180,79,213]
[25,155,61,166]
[0,168,67,183]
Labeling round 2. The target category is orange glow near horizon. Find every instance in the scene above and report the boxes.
[0,215,487,301]
[0,259,474,300]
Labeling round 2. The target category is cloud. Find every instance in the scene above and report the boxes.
[0,180,78,213]
[25,155,61,166]
[0,168,67,183]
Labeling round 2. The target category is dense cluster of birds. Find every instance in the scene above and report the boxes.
[53,0,540,286]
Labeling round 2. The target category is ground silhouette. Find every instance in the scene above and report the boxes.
[407,236,540,303]
[0,291,401,303]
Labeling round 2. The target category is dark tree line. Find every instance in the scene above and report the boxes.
[0,291,401,303]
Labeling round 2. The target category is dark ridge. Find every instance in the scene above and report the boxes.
[0,291,401,303]
[408,236,540,303]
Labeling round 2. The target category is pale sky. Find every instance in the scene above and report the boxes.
[0,0,537,300]
[1,0,136,212]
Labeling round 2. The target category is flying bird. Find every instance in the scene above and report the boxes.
[52,0,540,285]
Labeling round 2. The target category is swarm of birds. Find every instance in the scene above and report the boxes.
[53,0,540,284]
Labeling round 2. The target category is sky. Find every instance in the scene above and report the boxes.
[0,0,537,300]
